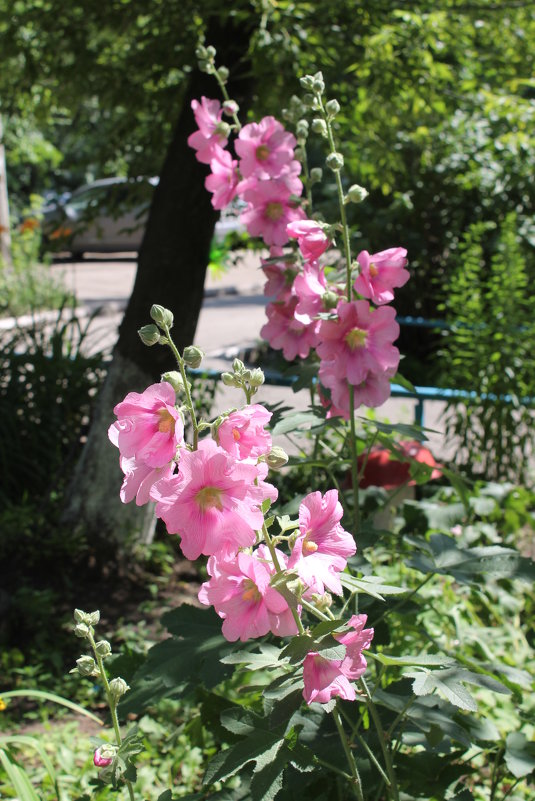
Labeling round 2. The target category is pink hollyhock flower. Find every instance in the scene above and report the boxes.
[287,220,330,261]
[337,614,374,680]
[261,295,320,361]
[93,746,114,768]
[150,438,277,560]
[289,490,356,595]
[198,545,298,641]
[218,404,272,461]
[353,247,409,305]
[302,652,356,704]
[261,259,298,301]
[187,97,228,164]
[119,456,175,506]
[317,300,400,386]
[293,261,328,324]
[319,366,394,420]
[108,382,183,469]
[239,178,305,247]
[205,146,239,210]
[235,116,297,180]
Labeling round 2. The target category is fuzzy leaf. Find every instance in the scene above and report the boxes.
[340,573,407,600]
[504,732,535,778]
[204,730,285,786]
[406,668,477,711]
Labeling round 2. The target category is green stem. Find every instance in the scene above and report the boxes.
[88,633,136,801]
[164,328,200,449]
[360,677,399,801]
[261,523,305,635]
[332,702,365,801]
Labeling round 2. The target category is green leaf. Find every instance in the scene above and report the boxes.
[0,689,102,724]
[370,653,454,668]
[250,744,288,801]
[204,729,285,786]
[220,644,284,670]
[406,668,477,711]
[271,411,325,436]
[0,748,41,801]
[504,732,535,778]
[340,573,407,601]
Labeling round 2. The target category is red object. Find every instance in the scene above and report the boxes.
[357,441,442,489]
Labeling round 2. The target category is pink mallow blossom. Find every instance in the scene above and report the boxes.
[320,366,395,420]
[293,262,328,324]
[261,295,320,361]
[317,300,400,387]
[119,456,175,506]
[289,490,356,595]
[198,545,298,641]
[93,746,113,768]
[303,615,374,705]
[235,117,297,180]
[261,258,298,302]
[218,404,272,461]
[205,146,239,210]
[287,220,330,261]
[150,438,277,560]
[239,178,305,247]
[353,247,409,306]
[187,97,228,165]
[108,382,183,469]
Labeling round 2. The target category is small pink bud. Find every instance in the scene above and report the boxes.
[94,746,113,767]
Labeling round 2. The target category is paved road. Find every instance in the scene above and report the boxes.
[49,255,452,459]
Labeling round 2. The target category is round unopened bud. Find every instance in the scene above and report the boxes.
[206,45,216,59]
[232,358,245,373]
[311,118,328,138]
[296,119,309,139]
[242,369,252,381]
[94,744,117,768]
[76,655,97,676]
[302,93,316,109]
[109,677,130,701]
[74,609,86,624]
[310,592,333,612]
[223,100,239,116]
[150,304,174,330]
[266,446,289,471]
[87,611,100,626]
[221,371,238,387]
[299,74,315,91]
[95,640,112,658]
[325,99,341,117]
[217,65,229,82]
[309,167,323,184]
[215,121,231,138]
[183,345,204,368]
[74,623,89,638]
[195,45,207,60]
[326,152,344,172]
[138,324,161,346]
[161,370,184,393]
[322,290,340,310]
[312,71,325,94]
[345,184,369,204]
[249,368,265,388]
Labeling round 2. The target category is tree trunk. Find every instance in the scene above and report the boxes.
[62,22,254,551]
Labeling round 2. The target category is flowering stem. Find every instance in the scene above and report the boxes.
[164,328,200,449]
[213,72,242,131]
[332,702,365,801]
[360,677,399,801]
[261,523,305,635]
[88,632,136,801]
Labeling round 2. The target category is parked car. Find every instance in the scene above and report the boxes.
[40,177,244,258]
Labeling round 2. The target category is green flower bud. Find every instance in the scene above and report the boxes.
[232,358,245,374]
[301,93,316,108]
[161,370,184,393]
[345,184,369,204]
[322,290,340,310]
[310,592,333,612]
[221,371,238,387]
[74,623,89,638]
[73,609,86,623]
[326,152,344,172]
[312,71,325,94]
[109,677,130,701]
[299,74,316,91]
[217,65,229,83]
[223,100,239,116]
[87,611,100,626]
[195,45,207,60]
[183,345,204,368]
[309,167,323,184]
[150,304,174,330]
[249,368,265,388]
[266,446,289,470]
[138,324,161,346]
[242,369,252,381]
[311,118,328,138]
[215,121,231,139]
[325,99,340,117]
[76,655,97,676]
[95,640,112,658]
[296,119,309,139]
[205,45,216,59]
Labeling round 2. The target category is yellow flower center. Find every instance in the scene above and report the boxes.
[232,427,241,441]
[302,537,319,555]
[369,261,379,278]
[256,144,270,161]
[345,327,368,350]
[195,486,223,511]
[242,578,261,603]
[265,202,284,221]
[158,408,176,434]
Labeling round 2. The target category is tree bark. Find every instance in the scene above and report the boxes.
[62,21,254,551]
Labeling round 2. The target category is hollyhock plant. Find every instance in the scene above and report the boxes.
[336,614,374,680]
[317,300,400,387]
[240,178,306,247]
[217,404,272,461]
[289,489,356,595]
[187,96,228,164]
[353,247,409,305]
[198,545,299,641]
[287,219,331,261]
[235,116,298,180]
[108,382,183,469]
[261,295,320,360]
[118,456,175,506]
[293,261,329,324]
[150,438,277,560]
[302,652,356,704]
[93,746,114,768]
[205,146,239,210]
[320,366,395,420]
[261,258,298,301]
